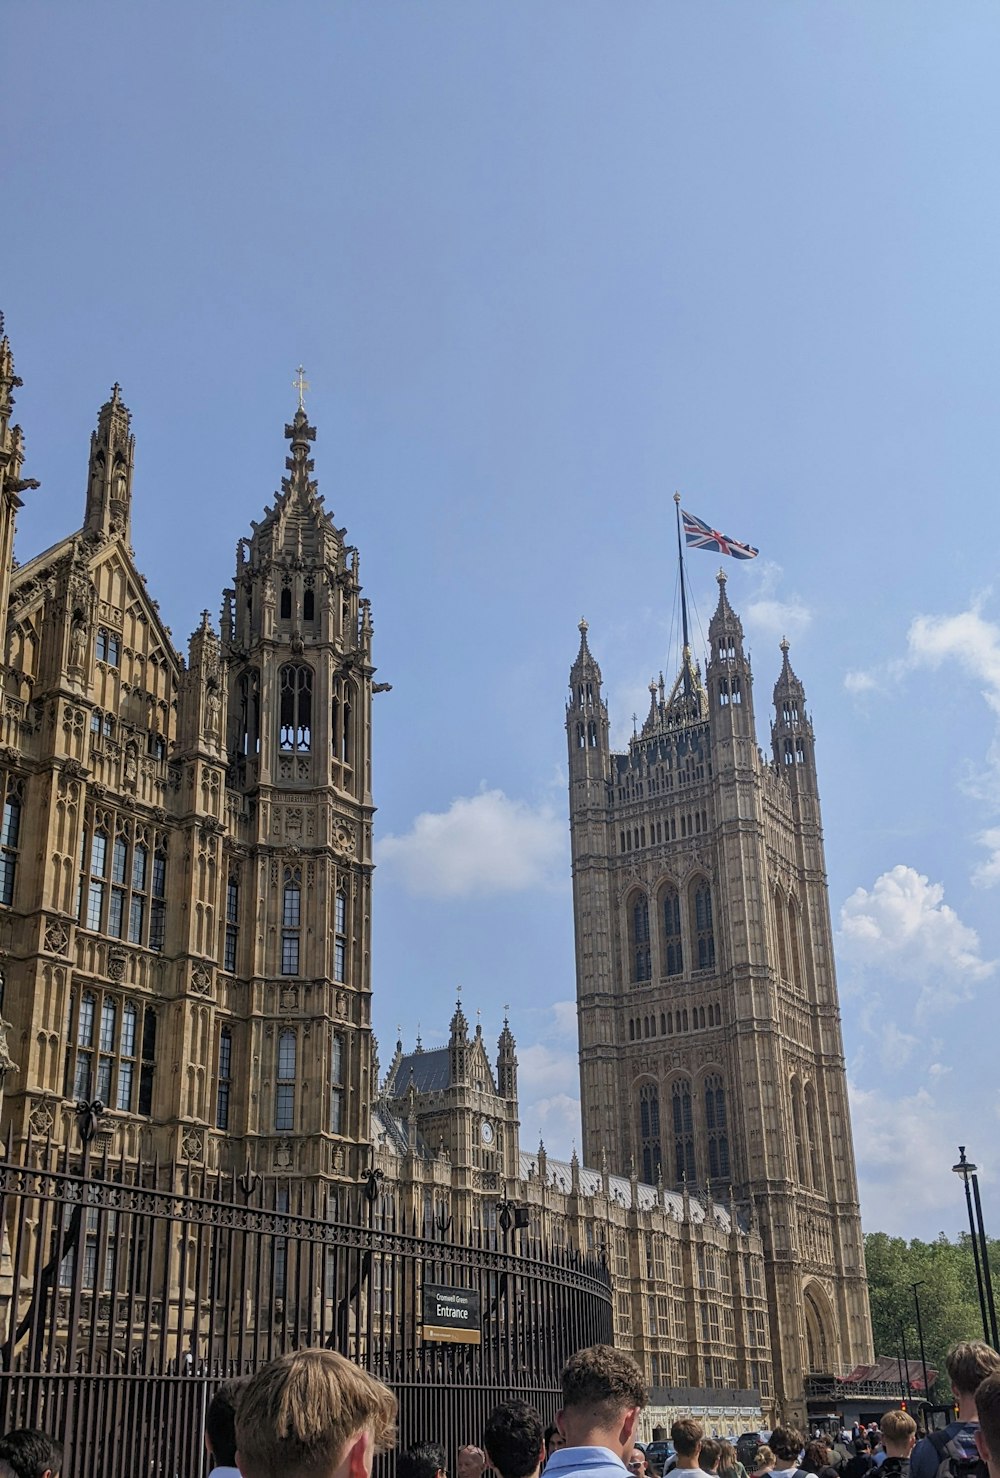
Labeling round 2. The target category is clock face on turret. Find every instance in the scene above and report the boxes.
[480,1120,495,1146]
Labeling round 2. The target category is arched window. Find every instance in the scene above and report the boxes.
[662,887,683,976]
[631,895,651,983]
[282,873,301,975]
[303,587,315,622]
[0,786,22,907]
[224,875,239,973]
[138,1008,157,1114]
[96,998,117,1103]
[334,889,347,982]
[118,1002,137,1111]
[774,888,789,981]
[238,669,260,757]
[805,1082,823,1192]
[705,1074,730,1180]
[672,1078,696,1186]
[278,664,312,752]
[791,1077,807,1185]
[275,1030,296,1131]
[789,897,803,989]
[330,1031,344,1135]
[639,1082,662,1185]
[84,829,109,931]
[693,880,715,970]
[280,586,292,620]
[217,1026,232,1130]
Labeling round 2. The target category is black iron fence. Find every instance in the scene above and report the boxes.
[0,1132,612,1477]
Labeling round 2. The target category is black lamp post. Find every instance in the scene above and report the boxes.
[953,1147,999,1348]
[911,1281,931,1410]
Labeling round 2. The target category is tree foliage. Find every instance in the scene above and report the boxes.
[864,1231,997,1402]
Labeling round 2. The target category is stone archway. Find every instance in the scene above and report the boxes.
[803,1281,834,1374]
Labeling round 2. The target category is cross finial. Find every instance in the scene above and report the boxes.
[292,365,309,411]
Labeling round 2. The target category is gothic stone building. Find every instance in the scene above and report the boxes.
[0,322,866,1425]
[565,589,874,1421]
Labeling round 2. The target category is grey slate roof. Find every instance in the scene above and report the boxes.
[386,1047,451,1096]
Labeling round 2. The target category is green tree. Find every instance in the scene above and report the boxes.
[864,1231,994,1402]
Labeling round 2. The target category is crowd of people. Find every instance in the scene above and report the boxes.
[7,1337,1000,1478]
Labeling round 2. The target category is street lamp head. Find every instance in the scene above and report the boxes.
[953,1146,978,1180]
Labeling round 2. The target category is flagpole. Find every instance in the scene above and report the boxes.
[674,493,692,696]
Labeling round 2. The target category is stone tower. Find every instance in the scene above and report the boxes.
[220,402,377,1183]
[566,569,872,1423]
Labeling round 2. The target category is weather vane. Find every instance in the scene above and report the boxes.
[293,365,309,411]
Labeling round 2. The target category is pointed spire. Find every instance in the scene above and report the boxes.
[449,991,468,1041]
[85,383,134,542]
[570,616,603,683]
[773,635,804,701]
[709,566,745,645]
[282,405,319,504]
[640,679,659,737]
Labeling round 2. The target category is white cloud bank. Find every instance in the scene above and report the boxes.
[517,1000,582,1159]
[376,788,566,898]
[839,864,994,1017]
[849,1078,970,1236]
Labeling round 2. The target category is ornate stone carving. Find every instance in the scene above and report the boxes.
[106,946,128,983]
[274,1140,293,1170]
[28,1103,54,1138]
[43,921,69,956]
[279,986,298,1011]
[191,962,212,994]
[182,1127,204,1160]
[331,819,356,857]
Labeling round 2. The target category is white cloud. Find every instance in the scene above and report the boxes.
[517,1000,582,1159]
[745,596,812,642]
[906,607,1000,709]
[843,669,877,695]
[973,827,1000,888]
[376,788,566,898]
[838,864,994,1016]
[849,1078,966,1235]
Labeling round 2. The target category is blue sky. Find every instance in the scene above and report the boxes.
[5,2,1000,1240]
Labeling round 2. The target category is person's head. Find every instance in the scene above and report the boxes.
[672,1421,704,1461]
[801,1443,829,1474]
[769,1431,803,1467]
[948,1341,1000,1400]
[206,1378,244,1467]
[718,1442,737,1477]
[751,1447,774,1475]
[0,1431,63,1478]
[852,1439,869,1457]
[976,1372,1000,1476]
[700,1439,722,1473]
[234,1349,397,1478]
[397,1446,447,1478]
[557,1346,647,1458]
[878,1413,915,1461]
[484,1402,545,1478]
[544,1427,564,1461]
[629,1448,649,1478]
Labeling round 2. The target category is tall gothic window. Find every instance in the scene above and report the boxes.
[280,585,292,620]
[0,779,22,907]
[216,1026,232,1130]
[281,871,301,975]
[331,678,354,767]
[631,895,651,983]
[789,897,803,989]
[330,1031,344,1135]
[662,887,682,976]
[224,875,239,973]
[278,664,312,752]
[334,889,347,982]
[275,1030,296,1131]
[639,1082,662,1185]
[82,817,167,951]
[672,1078,696,1185]
[303,587,315,622]
[774,888,789,980]
[805,1082,823,1192]
[237,669,260,757]
[791,1077,807,1185]
[693,880,715,970]
[95,628,121,666]
[705,1074,730,1180]
[63,992,152,1114]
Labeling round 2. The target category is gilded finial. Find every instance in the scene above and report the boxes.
[292,365,310,411]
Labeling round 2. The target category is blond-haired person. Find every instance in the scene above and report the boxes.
[234,1349,396,1478]
[877,1411,916,1478]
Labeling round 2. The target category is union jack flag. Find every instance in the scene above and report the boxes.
[682,509,759,560]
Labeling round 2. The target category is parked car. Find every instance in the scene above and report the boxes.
[643,1441,676,1475]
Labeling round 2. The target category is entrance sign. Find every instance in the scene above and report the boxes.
[422,1284,482,1345]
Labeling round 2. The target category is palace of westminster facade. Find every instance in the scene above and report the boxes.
[0,323,872,1428]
